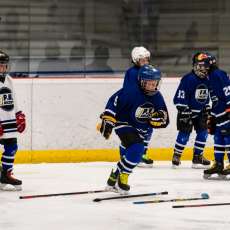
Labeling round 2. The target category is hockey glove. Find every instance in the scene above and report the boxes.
[204,105,211,116]
[149,110,168,128]
[99,112,116,139]
[16,111,26,133]
[177,107,193,133]
[207,115,216,135]
[194,105,212,130]
[178,107,192,121]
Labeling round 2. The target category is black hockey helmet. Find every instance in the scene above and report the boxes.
[0,50,9,64]
[0,50,9,78]
[192,52,210,78]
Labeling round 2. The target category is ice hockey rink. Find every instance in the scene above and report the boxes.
[1,162,230,230]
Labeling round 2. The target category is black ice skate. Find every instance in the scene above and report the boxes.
[116,172,130,195]
[172,153,181,168]
[220,164,230,180]
[203,161,224,180]
[0,170,22,191]
[105,170,118,192]
[138,154,153,168]
[192,154,210,169]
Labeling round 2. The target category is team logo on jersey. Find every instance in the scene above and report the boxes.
[195,84,209,103]
[135,102,154,123]
[0,87,14,111]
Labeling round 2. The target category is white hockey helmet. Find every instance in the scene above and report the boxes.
[131,46,151,65]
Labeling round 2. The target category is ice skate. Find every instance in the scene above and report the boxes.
[172,153,181,169]
[203,161,224,180]
[105,169,118,192]
[0,170,22,191]
[192,154,210,169]
[219,164,230,180]
[116,172,130,195]
[138,154,153,168]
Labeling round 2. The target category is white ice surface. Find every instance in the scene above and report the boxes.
[1,162,230,230]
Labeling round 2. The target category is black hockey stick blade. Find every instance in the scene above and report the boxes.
[203,176,230,180]
[133,193,209,204]
[173,202,230,208]
[19,189,108,199]
[93,191,168,202]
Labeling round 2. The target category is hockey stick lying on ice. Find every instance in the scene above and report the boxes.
[173,202,230,208]
[133,193,209,204]
[19,189,108,199]
[93,191,168,202]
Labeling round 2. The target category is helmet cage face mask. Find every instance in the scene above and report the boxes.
[0,51,9,78]
[193,62,209,78]
[140,79,161,96]
[138,57,150,66]
[192,53,210,78]
[0,64,8,78]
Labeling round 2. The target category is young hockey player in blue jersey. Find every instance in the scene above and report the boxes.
[0,50,26,190]
[172,52,211,168]
[122,46,154,167]
[98,64,169,194]
[203,53,230,179]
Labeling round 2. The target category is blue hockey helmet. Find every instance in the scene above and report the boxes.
[138,64,161,96]
[192,52,210,78]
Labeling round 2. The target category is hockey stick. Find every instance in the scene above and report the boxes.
[93,191,168,202]
[173,202,230,208]
[133,193,209,204]
[19,189,108,199]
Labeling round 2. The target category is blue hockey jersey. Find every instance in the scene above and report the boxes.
[208,68,230,127]
[173,71,210,115]
[104,86,169,137]
[123,65,140,90]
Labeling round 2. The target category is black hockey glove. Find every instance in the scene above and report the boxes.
[204,105,211,116]
[149,110,168,128]
[99,112,116,139]
[178,107,192,121]
[177,107,193,133]
[194,105,211,131]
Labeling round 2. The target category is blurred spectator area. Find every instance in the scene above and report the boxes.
[0,0,229,77]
